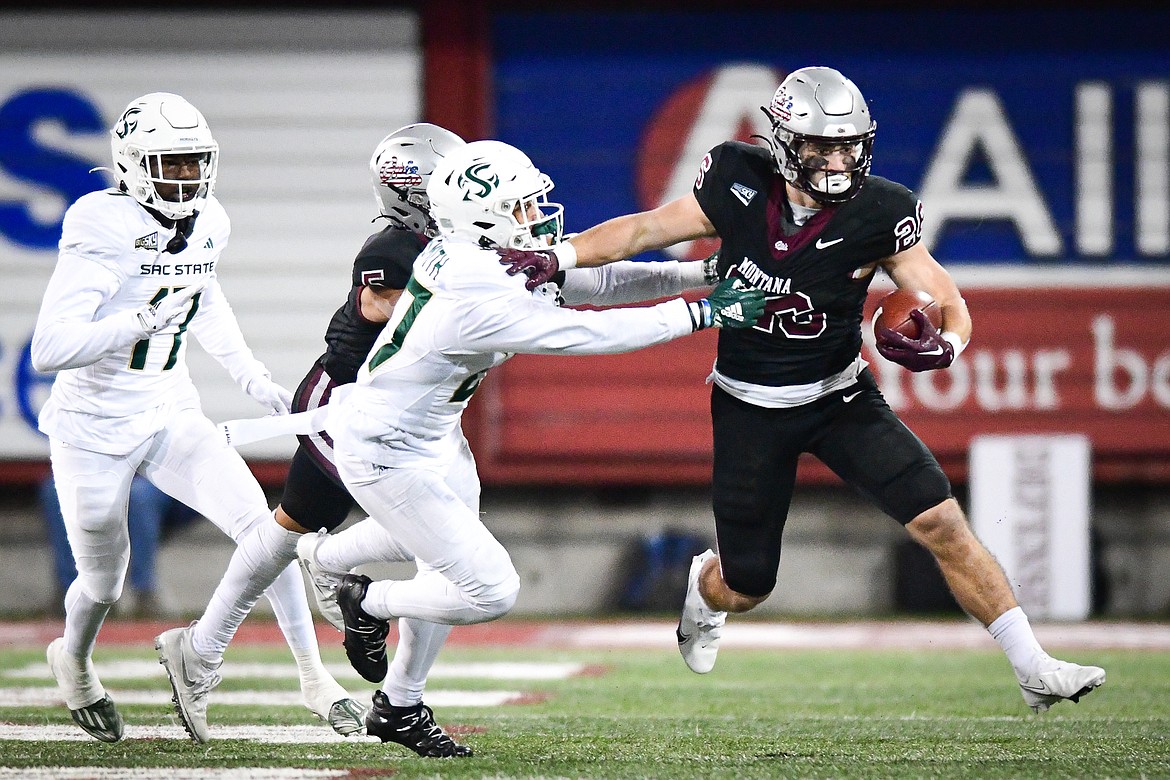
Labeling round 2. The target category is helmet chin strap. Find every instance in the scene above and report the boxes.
[163,193,205,254]
[164,212,198,254]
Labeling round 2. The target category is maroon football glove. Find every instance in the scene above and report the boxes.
[875,309,955,372]
[498,247,560,290]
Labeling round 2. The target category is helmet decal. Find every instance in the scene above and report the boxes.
[378,156,423,188]
[769,92,793,123]
[457,163,499,199]
[114,107,140,140]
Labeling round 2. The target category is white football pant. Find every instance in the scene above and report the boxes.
[335,436,520,626]
[49,406,273,606]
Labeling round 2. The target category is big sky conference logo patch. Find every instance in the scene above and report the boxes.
[636,64,786,260]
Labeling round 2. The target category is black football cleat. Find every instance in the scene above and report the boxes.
[365,690,473,758]
[337,573,390,683]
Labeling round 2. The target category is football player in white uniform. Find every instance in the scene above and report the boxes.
[31,93,362,743]
[150,123,468,747]
[291,139,766,756]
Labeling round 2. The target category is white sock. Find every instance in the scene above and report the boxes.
[317,518,414,572]
[382,618,452,707]
[191,515,299,661]
[266,564,327,679]
[62,580,111,661]
[987,606,1046,680]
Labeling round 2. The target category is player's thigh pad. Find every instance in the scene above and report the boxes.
[49,440,138,602]
[813,381,952,525]
[280,446,355,532]
[444,433,482,516]
[710,387,806,598]
[341,456,518,608]
[140,407,271,540]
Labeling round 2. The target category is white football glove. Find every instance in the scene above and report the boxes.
[135,284,204,336]
[244,374,293,415]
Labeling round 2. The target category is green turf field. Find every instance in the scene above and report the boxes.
[1,635,1167,779]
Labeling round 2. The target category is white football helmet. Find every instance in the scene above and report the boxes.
[427,140,563,249]
[110,92,218,220]
[763,67,876,204]
[370,123,466,236]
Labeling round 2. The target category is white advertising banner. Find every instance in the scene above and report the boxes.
[0,11,420,462]
[969,434,1093,620]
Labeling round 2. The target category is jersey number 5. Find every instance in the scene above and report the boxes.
[128,286,201,371]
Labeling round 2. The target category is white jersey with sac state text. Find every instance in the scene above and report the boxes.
[33,189,261,454]
[327,237,697,469]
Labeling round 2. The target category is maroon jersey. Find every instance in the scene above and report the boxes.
[693,141,922,387]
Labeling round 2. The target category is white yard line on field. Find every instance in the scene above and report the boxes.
[0,688,523,708]
[566,620,1170,650]
[0,723,382,743]
[3,660,585,681]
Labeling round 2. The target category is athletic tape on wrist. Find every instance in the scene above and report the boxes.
[554,242,578,270]
[942,331,966,358]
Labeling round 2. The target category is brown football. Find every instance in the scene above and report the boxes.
[873,288,942,340]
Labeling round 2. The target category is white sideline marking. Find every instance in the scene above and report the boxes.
[0,724,382,743]
[0,688,522,708]
[0,770,348,779]
[4,660,584,681]
[568,621,1170,650]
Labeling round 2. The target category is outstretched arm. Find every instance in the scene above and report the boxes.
[568,193,716,267]
[559,252,715,307]
[502,193,717,289]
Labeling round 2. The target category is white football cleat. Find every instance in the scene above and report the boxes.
[47,637,124,743]
[676,549,726,674]
[297,529,347,632]
[1018,654,1106,713]
[301,671,368,737]
[156,623,221,744]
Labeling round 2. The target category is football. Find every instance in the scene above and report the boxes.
[873,288,941,340]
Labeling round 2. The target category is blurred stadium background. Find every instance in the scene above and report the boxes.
[1,2,1168,622]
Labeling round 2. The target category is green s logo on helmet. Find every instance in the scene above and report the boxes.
[457,163,499,200]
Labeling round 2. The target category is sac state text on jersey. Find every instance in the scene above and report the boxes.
[138,260,216,276]
[692,141,921,388]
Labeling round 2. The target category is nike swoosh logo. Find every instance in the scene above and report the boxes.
[676,625,691,645]
[842,392,861,403]
[1019,680,1054,695]
[816,237,844,249]
[919,346,945,356]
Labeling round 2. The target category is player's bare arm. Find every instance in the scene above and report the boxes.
[570,192,717,267]
[359,285,404,324]
[880,241,971,344]
[500,192,717,289]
